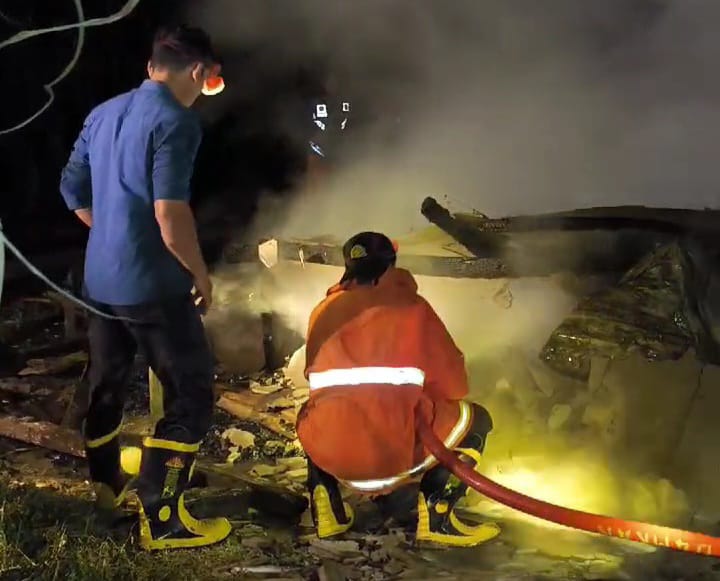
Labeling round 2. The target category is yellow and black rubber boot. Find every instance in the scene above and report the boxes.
[308,459,354,538]
[416,449,500,547]
[416,404,500,547]
[135,437,232,551]
[85,424,134,511]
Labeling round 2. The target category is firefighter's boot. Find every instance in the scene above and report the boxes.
[135,437,231,550]
[85,426,134,511]
[121,444,209,490]
[416,448,500,547]
[308,459,354,538]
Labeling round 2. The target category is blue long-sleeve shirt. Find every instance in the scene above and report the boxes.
[60,80,202,305]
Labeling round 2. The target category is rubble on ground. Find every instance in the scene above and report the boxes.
[4,202,720,578]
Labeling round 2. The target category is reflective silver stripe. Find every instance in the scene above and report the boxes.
[343,400,473,492]
[308,366,425,391]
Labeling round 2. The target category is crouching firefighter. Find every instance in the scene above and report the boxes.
[296,232,500,547]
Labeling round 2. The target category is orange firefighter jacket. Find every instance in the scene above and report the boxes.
[297,267,473,493]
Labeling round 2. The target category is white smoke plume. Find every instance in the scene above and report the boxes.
[197,4,704,561]
[190,0,718,240]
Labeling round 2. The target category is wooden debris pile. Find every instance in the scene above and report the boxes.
[213,366,311,494]
[217,367,309,449]
[307,532,417,581]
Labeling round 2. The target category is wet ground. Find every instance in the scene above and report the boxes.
[2,295,720,579]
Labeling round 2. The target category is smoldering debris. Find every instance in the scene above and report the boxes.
[206,200,720,576]
[4,252,720,579]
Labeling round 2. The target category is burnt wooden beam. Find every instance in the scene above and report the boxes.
[423,197,720,235]
[222,199,709,279]
[0,416,85,457]
[420,197,675,276]
[223,239,508,278]
[223,236,634,278]
[420,197,509,256]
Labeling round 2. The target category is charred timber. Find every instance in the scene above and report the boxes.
[420,197,510,255]
[421,197,720,235]
[419,197,689,276]
[223,240,509,278]
[225,234,653,277]
[222,201,719,278]
[224,238,648,278]
[0,416,86,457]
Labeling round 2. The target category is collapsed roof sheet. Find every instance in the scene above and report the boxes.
[541,241,720,379]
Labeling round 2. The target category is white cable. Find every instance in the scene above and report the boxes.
[0,0,142,321]
[0,224,136,322]
[0,0,142,135]
[0,0,141,49]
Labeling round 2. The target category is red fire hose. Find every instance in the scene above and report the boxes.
[417,419,720,557]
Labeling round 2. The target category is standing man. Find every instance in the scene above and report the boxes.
[59,25,230,550]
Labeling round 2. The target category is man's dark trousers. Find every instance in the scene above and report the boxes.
[84,295,214,444]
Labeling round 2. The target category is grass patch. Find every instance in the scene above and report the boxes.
[0,476,314,581]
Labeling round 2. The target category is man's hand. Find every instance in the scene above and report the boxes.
[74,208,92,228]
[192,272,213,314]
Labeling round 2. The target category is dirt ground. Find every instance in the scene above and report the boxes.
[2,296,720,580]
[3,430,720,581]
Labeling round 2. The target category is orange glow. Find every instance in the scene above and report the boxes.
[202,76,225,96]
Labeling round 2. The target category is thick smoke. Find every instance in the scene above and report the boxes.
[197,2,705,563]
[191,0,718,240]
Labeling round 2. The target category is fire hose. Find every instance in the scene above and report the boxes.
[416,418,720,558]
